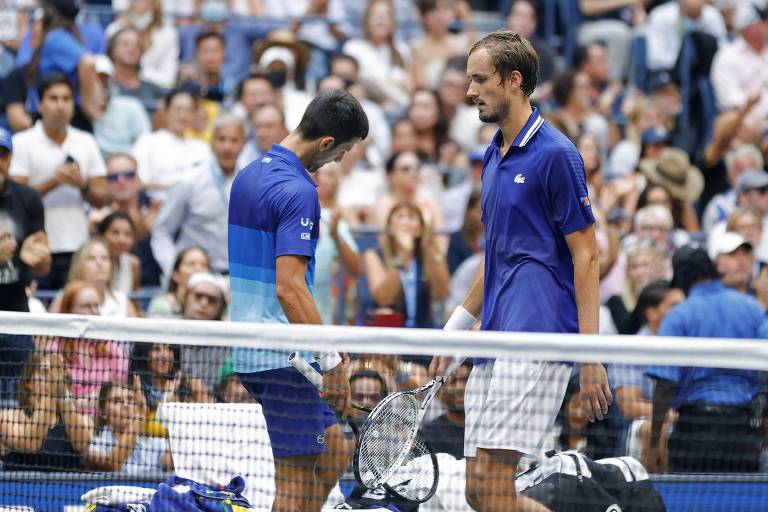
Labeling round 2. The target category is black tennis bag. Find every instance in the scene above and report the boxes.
[517,451,666,512]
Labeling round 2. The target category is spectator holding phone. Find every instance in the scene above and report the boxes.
[10,74,107,291]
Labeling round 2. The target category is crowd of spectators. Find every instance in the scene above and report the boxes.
[0,0,766,481]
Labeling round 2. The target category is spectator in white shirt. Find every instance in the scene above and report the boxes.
[711,0,768,121]
[131,89,210,202]
[9,74,107,291]
[646,0,727,72]
[342,0,412,111]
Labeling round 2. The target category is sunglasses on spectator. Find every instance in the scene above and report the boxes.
[106,170,137,182]
[396,165,419,173]
[752,185,768,195]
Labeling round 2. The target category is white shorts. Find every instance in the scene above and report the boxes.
[464,359,572,458]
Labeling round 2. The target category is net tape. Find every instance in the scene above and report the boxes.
[1,312,767,371]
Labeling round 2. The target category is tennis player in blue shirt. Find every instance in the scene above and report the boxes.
[430,30,612,512]
[228,89,368,512]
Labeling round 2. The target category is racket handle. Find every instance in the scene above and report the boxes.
[288,351,324,390]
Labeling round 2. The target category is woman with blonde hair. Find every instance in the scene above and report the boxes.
[50,238,138,317]
[105,0,179,89]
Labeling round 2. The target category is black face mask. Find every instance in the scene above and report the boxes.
[265,69,287,89]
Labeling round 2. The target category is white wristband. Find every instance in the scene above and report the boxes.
[444,305,477,331]
[313,351,342,372]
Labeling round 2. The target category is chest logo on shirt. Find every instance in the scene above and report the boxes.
[514,173,526,184]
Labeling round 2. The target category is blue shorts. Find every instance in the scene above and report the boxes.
[237,364,337,459]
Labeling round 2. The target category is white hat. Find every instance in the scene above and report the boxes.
[94,54,114,78]
[259,46,295,72]
[187,272,229,302]
[707,231,752,260]
[732,0,768,32]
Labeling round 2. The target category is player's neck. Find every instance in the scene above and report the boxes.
[280,131,317,171]
[498,100,533,154]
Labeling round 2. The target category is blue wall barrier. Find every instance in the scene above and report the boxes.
[2,472,768,511]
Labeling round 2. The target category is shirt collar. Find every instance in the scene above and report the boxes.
[688,280,725,296]
[266,144,317,187]
[505,106,544,148]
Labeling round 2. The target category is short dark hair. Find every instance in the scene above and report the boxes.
[670,245,720,294]
[195,30,225,50]
[38,72,73,101]
[633,280,674,329]
[415,0,439,15]
[552,70,577,107]
[96,210,136,238]
[469,29,538,97]
[296,89,369,145]
[164,87,195,109]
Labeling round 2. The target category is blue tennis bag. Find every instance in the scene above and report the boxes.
[517,451,666,512]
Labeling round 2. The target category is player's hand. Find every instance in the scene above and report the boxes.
[321,359,352,414]
[579,363,612,422]
[428,356,455,381]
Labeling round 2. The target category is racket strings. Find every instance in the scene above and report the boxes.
[357,394,419,487]
[386,433,438,502]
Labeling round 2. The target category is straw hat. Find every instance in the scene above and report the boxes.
[252,29,310,73]
[638,148,704,202]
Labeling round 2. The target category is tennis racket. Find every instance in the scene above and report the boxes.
[352,356,464,489]
[287,352,442,503]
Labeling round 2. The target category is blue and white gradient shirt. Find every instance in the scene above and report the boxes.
[228,144,321,372]
[480,107,595,337]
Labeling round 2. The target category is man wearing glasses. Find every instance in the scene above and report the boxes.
[90,153,161,287]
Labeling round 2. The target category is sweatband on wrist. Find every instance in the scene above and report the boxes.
[444,305,477,331]
[313,351,342,371]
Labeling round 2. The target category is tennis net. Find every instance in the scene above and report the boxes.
[0,311,766,511]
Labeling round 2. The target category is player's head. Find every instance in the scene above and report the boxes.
[466,30,538,123]
[295,89,369,172]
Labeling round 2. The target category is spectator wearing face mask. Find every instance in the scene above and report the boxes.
[105,0,179,89]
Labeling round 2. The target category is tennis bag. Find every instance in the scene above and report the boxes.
[516,451,665,512]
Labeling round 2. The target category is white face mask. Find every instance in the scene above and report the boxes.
[129,11,154,30]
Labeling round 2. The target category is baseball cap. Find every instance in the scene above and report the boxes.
[0,128,12,152]
[707,231,752,260]
[641,126,671,146]
[732,0,768,32]
[187,272,229,302]
[734,169,768,195]
[94,54,114,78]
[45,0,80,20]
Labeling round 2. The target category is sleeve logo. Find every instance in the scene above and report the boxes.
[301,232,311,240]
